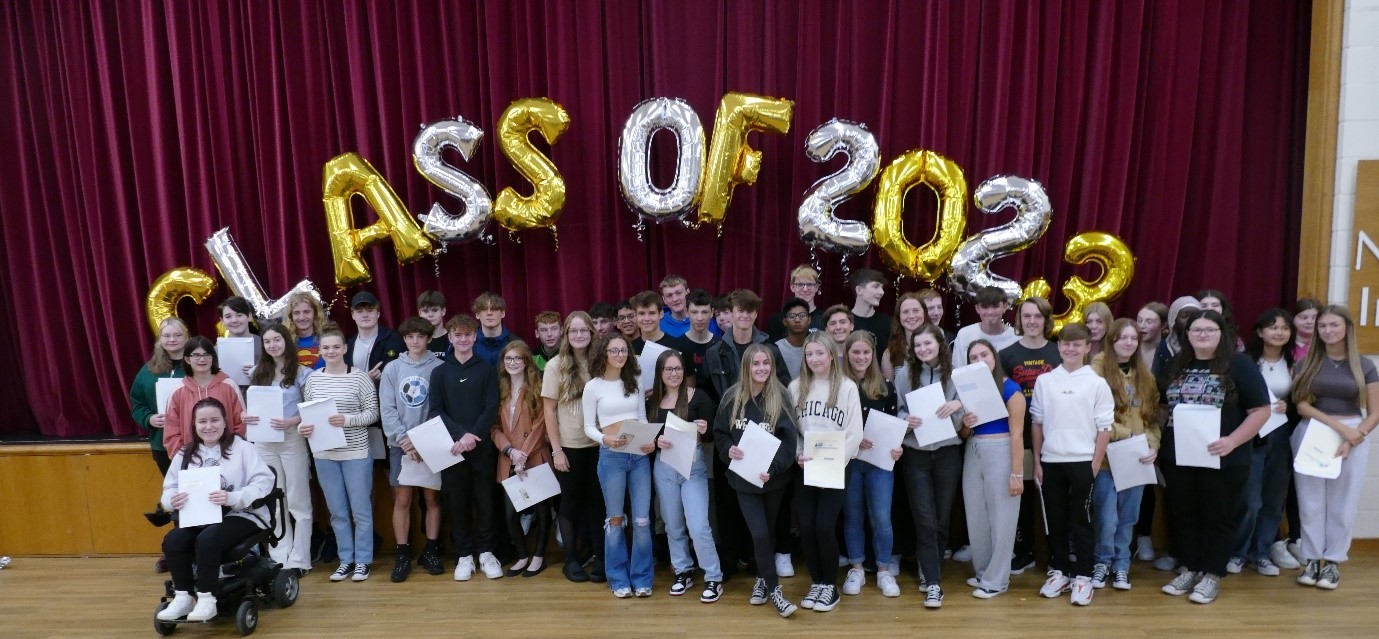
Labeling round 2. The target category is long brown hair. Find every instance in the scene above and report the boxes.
[590,334,640,397]
[181,397,236,470]
[906,324,953,389]
[886,292,925,369]
[1292,305,1367,412]
[649,350,690,420]
[499,340,542,417]
[249,323,301,388]
[1093,319,1157,425]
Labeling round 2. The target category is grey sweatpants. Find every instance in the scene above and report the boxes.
[1293,419,1371,563]
[963,436,1021,590]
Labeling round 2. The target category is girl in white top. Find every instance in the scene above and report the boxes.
[788,332,863,613]
[244,322,313,572]
[581,334,654,598]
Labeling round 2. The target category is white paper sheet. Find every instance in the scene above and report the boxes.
[1105,434,1157,492]
[155,378,182,415]
[857,411,907,471]
[1293,418,1347,479]
[298,398,346,453]
[905,382,958,447]
[637,340,670,391]
[398,454,441,490]
[177,466,222,527]
[803,431,846,489]
[607,420,662,456]
[1258,389,1288,438]
[501,463,562,512]
[217,337,256,386]
[951,363,1010,425]
[245,386,285,443]
[368,426,386,460]
[729,421,783,488]
[659,414,699,480]
[406,416,464,474]
[1172,404,1221,469]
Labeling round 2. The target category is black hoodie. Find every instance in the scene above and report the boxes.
[713,387,798,494]
[428,351,499,441]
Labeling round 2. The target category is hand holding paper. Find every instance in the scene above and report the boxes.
[803,431,846,489]
[728,421,782,488]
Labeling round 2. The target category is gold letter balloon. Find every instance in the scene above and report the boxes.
[1022,231,1136,333]
[872,149,968,282]
[145,267,218,336]
[321,152,434,288]
[697,92,794,230]
[493,98,571,234]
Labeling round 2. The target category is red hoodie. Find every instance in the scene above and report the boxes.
[162,372,247,454]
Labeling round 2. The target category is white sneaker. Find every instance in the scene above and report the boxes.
[1286,541,1305,566]
[1070,576,1094,606]
[774,553,794,578]
[1254,558,1281,576]
[1039,570,1070,598]
[454,555,475,581]
[1152,555,1178,572]
[1091,563,1109,589]
[158,592,195,620]
[478,552,503,579]
[966,577,981,588]
[185,592,217,622]
[842,568,865,595]
[1135,536,1156,562]
[1187,573,1220,604]
[837,554,849,568]
[877,572,900,598]
[1112,570,1132,590]
[953,545,972,562]
[1225,557,1245,574]
[1270,540,1301,569]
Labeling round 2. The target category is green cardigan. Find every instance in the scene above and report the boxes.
[129,363,184,452]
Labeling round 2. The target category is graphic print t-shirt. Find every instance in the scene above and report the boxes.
[1161,354,1269,467]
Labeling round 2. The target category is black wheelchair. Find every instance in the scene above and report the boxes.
[151,469,300,636]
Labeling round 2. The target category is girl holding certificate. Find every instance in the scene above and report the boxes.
[163,337,247,454]
[582,334,654,598]
[648,350,723,602]
[894,324,973,609]
[713,344,799,617]
[1089,320,1160,591]
[245,322,313,574]
[1289,305,1378,590]
[494,340,553,578]
[961,339,1026,599]
[130,317,188,475]
[1157,310,1270,604]
[219,296,261,382]
[301,325,380,583]
[840,331,902,598]
[541,311,604,583]
[789,332,863,613]
[156,397,274,623]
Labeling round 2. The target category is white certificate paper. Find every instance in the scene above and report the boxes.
[217,337,256,386]
[637,340,670,391]
[397,455,441,490]
[406,416,464,474]
[952,363,1010,425]
[608,420,662,456]
[298,398,346,453]
[245,386,285,443]
[1172,404,1221,469]
[857,411,907,471]
[1105,434,1157,492]
[659,414,699,480]
[155,378,182,415]
[177,466,222,527]
[905,382,957,447]
[1293,418,1346,479]
[1258,389,1288,438]
[803,431,846,489]
[729,421,783,488]
[501,463,562,512]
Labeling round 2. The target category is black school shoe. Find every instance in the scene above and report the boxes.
[391,551,413,583]
[417,550,444,576]
[587,557,607,583]
[564,559,590,583]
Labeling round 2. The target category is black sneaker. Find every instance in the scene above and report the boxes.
[812,584,840,612]
[391,552,413,583]
[351,563,371,582]
[1011,554,1036,575]
[330,563,354,582]
[770,586,798,618]
[587,557,607,583]
[564,560,590,583]
[700,580,723,603]
[417,550,443,576]
[749,578,769,605]
[670,571,694,596]
[924,584,944,608]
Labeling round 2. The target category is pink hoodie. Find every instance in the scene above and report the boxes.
[162,372,246,454]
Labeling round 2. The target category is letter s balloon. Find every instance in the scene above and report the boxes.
[493,98,571,235]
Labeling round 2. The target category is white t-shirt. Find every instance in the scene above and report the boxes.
[952,323,1019,367]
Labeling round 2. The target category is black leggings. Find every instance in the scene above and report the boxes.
[737,488,786,590]
[556,446,602,563]
[163,517,261,593]
[506,495,552,560]
[795,478,846,585]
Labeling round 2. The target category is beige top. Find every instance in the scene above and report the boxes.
[540,354,597,449]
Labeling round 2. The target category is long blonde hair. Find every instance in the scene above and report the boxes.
[286,291,326,340]
[1092,319,1157,425]
[729,344,789,429]
[554,311,593,405]
[844,330,888,400]
[1292,305,1367,412]
[795,331,844,412]
[149,317,190,375]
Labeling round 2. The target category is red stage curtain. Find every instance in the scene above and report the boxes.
[0,0,1310,437]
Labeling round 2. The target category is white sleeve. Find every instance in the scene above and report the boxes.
[582,381,603,443]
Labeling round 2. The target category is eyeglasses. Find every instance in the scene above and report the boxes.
[1189,328,1221,336]
[188,352,212,360]
[502,356,525,363]
[616,316,634,323]
[662,366,684,373]
[784,312,809,320]
[568,328,591,335]
[791,281,819,289]
[606,348,629,355]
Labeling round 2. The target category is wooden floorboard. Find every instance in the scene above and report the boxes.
[2,552,1376,638]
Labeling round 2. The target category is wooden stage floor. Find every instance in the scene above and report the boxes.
[2,552,1375,638]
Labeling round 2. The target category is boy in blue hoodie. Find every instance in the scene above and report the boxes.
[380,316,445,582]
[472,292,514,366]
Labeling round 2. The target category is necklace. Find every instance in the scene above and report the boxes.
[1328,357,1347,369]
[1259,356,1282,372]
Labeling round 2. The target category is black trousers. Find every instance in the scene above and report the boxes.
[714,453,752,567]
[737,488,786,590]
[555,446,603,563]
[442,441,498,556]
[794,477,846,585]
[505,492,552,560]
[1042,461,1095,578]
[163,517,261,593]
[1162,458,1247,577]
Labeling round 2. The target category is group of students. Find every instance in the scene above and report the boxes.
[131,266,1375,620]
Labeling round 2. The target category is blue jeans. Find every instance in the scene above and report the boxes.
[1233,427,1292,562]
[1091,469,1143,572]
[315,457,374,565]
[653,449,722,581]
[597,448,654,591]
[843,459,895,572]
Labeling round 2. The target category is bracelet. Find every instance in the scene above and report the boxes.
[552,448,565,455]
[1010,474,1024,479]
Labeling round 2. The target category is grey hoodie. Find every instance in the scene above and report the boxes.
[379,352,443,446]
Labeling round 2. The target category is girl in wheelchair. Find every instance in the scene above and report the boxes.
[157,397,274,622]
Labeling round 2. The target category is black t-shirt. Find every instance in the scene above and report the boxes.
[857,380,898,422]
[427,335,449,360]
[1000,341,1062,399]
[852,311,892,351]
[663,333,719,391]
[1159,353,1270,467]
[764,306,825,342]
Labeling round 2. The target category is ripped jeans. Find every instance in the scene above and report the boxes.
[596,447,654,592]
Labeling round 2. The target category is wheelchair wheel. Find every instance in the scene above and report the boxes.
[272,569,299,607]
[235,600,257,636]
[153,602,177,636]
